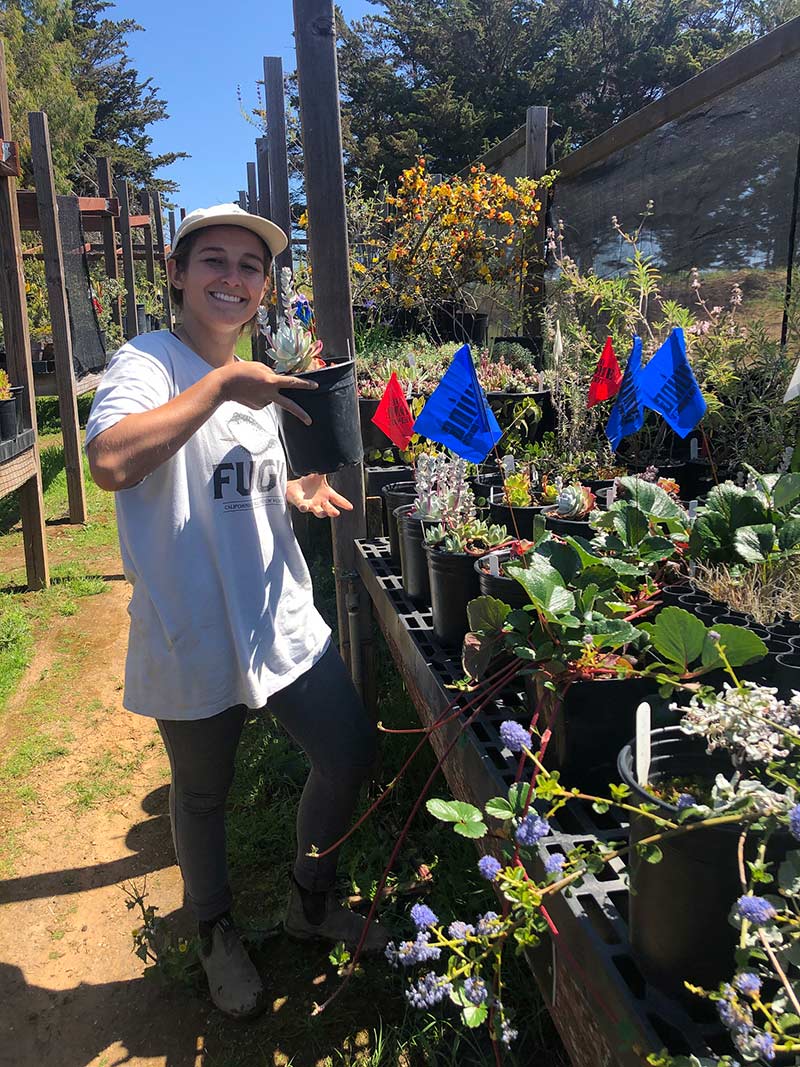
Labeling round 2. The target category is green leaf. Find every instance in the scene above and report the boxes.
[641,606,706,670]
[507,782,534,814]
[617,476,686,521]
[426,798,487,838]
[734,524,776,563]
[454,819,487,838]
[636,842,663,864]
[774,473,800,514]
[466,595,510,633]
[536,540,581,584]
[700,624,767,670]
[462,1003,489,1028]
[485,797,515,821]
[506,560,576,620]
[779,518,800,552]
[564,536,644,578]
[638,535,678,563]
[462,631,499,682]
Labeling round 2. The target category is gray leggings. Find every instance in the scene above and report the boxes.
[157,642,377,921]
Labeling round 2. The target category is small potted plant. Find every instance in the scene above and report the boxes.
[259,268,362,477]
[487,466,557,540]
[0,370,18,441]
[396,454,474,607]
[542,482,597,537]
[424,517,509,648]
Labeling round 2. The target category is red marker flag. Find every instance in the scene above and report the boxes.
[371,372,415,449]
[587,337,623,408]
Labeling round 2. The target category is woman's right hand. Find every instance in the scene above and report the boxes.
[219,362,318,424]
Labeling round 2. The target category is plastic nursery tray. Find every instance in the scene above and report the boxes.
[0,428,35,465]
[355,538,726,1067]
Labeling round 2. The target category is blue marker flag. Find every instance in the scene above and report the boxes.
[638,327,706,437]
[413,344,502,463]
[606,336,644,451]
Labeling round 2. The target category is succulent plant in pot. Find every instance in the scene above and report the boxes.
[424,518,509,648]
[542,483,597,537]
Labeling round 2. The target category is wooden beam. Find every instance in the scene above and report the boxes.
[116,179,138,339]
[151,189,174,331]
[523,106,549,342]
[169,209,176,243]
[17,190,120,230]
[96,157,123,337]
[559,15,800,179]
[293,0,368,682]
[139,189,157,288]
[180,207,186,221]
[255,136,276,352]
[263,56,294,275]
[238,190,247,210]
[246,161,258,215]
[29,111,87,525]
[0,42,48,587]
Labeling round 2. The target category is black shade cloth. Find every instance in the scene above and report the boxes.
[552,51,800,341]
[56,194,107,376]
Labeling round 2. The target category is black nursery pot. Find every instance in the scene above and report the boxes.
[658,581,694,609]
[365,464,413,498]
[358,396,388,453]
[382,482,416,562]
[774,653,800,700]
[618,727,786,998]
[0,398,16,441]
[542,506,591,539]
[396,505,436,607]
[488,488,546,541]
[277,360,363,477]
[529,675,660,792]
[474,549,530,610]
[426,546,482,649]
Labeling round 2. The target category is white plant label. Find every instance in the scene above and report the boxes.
[405,351,417,369]
[690,437,699,460]
[502,454,515,475]
[605,486,616,507]
[488,554,500,577]
[635,702,652,788]
[689,499,698,519]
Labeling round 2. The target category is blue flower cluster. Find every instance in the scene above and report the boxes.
[463,976,489,1005]
[499,720,532,753]
[736,895,777,926]
[676,793,696,810]
[447,920,475,943]
[717,986,754,1035]
[385,930,441,968]
[544,852,566,875]
[500,1018,518,1047]
[515,812,551,847]
[410,903,438,930]
[476,911,504,937]
[790,802,800,841]
[405,971,453,1009]
[477,855,502,882]
[734,972,762,997]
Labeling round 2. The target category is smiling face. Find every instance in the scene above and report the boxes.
[168,224,271,338]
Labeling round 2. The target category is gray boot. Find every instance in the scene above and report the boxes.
[284,881,391,954]
[199,915,266,1019]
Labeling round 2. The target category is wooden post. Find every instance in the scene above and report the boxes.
[246,161,258,214]
[255,135,276,350]
[168,209,176,243]
[263,56,293,275]
[28,111,87,525]
[151,190,174,331]
[293,0,370,687]
[180,207,186,221]
[116,179,138,339]
[96,156,123,337]
[523,106,549,344]
[139,188,157,287]
[0,42,48,588]
[238,190,247,210]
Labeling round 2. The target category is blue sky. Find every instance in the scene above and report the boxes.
[111,0,377,211]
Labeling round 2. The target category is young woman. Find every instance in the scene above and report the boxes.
[86,204,387,1020]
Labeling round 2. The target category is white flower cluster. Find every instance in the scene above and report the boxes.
[414,453,475,523]
[677,683,800,765]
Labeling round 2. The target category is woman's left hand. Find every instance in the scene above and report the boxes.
[286,475,354,518]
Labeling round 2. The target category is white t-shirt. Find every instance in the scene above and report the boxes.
[85,331,331,720]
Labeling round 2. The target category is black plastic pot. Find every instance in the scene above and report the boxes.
[775,652,800,699]
[739,637,791,686]
[426,545,483,648]
[433,305,488,345]
[712,610,754,627]
[677,591,713,614]
[365,464,412,498]
[0,398,16,441]
[10,386,23,436]
[693,599,727,623]
[358,397,388,453]
[470,471,503,502]
[474,549,530,610]
[769,618,800,642]
[658,581,693,609]
[382,482,416,562]
[486,389,555,443]
[396,505,436,606]
[619,727,749,997]
[278,360,363,477]
[488,487,545,540]
[527,674,661,791]
[542,507,592,539]
[680,458,715,500]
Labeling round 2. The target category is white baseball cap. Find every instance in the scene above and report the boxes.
[169,203,288,261]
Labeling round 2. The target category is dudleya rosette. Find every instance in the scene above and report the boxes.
[259,266,323,374]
